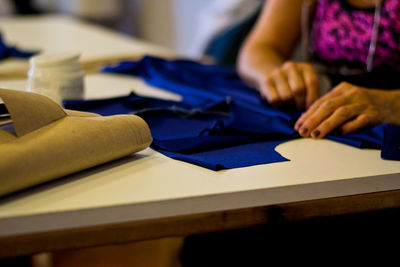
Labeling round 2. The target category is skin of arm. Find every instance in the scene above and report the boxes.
[237,0,319,109]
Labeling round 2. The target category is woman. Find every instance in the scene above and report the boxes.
[181,2,400,265]
[237,0,400,139]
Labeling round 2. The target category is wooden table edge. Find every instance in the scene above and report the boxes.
[1,188,400,258]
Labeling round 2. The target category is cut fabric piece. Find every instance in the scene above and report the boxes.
[65,56,399,170]
[65,94,296,170]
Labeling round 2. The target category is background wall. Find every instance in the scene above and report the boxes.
[130,0,260,58]
[117,0,215,57]
[30,0,215,57]
[1,0,260,59]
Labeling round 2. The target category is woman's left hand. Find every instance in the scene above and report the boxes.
[294,82,400,138]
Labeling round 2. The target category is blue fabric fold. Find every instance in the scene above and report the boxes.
[65,93,296,170]
[64,56,399,170]
[381,125,400,160]
[0,32,37,60]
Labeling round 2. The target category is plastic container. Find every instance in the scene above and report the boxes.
[27,52,84,105]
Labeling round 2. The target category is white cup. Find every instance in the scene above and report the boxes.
[27,52,85,105]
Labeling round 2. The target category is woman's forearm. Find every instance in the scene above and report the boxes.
[236,44,285,89]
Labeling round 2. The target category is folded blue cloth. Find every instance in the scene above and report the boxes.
[64,56,400,170]
[0,32,37,60]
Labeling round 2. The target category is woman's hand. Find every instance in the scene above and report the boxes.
[256,61,319,110]
[294,82,400,138]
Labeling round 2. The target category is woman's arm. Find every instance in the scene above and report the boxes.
[237,0,319,109]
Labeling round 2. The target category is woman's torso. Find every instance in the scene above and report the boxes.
[311,0,400,76]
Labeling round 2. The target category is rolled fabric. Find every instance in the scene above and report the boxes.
[0,88,152,196]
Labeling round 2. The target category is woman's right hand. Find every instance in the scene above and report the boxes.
[256,61,320,110]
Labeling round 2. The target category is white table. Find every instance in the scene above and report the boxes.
[0,15,173,78]
[1,15,400,258]
[1,72,400,257]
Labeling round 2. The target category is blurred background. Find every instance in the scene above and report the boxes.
[0,0,262,64]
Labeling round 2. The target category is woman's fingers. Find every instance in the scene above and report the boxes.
[340,114,375,134]
[297,97,347,137]
[300,63,319,109]
[294,96,324,131]
[271,69,294,106]
[283,62,306,109]
[294,82,355,135]
[260,77,281,107]
[294,82,392,138]
[309,105,361,138]
[260,61,318,109]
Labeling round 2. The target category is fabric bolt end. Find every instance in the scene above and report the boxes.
[0,88,152,197]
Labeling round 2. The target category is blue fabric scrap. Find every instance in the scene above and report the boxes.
[64,56,400,170]
[381,125,400,161]
[0,32,37,60]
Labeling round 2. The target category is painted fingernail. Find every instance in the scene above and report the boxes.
[311,130,320,138]
[295,123,302,131]
[300,127,308,136]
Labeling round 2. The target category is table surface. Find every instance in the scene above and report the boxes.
[0,15,173,77]
[2,72,400,247]
[1,15,400,258]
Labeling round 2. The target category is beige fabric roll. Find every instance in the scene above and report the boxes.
[0,88,152,197]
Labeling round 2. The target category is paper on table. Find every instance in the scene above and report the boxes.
[0,88,152,197]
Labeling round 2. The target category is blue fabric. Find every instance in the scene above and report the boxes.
[0,32,37,60]
[64,56,400,170]
[65,93,296,170]
[381,125,400,161]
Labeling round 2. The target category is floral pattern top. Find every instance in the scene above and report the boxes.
[311,0,400,72]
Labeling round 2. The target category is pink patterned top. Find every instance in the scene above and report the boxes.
[311,0,400,72]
